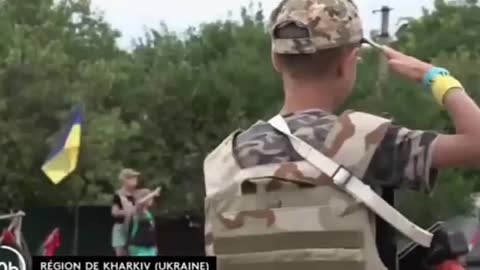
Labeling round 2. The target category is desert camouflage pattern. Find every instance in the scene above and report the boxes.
[269,0,363,54]
[234,110,438,193]
[203,111,393,270]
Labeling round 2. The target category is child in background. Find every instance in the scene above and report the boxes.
[126,188,160,256]
[111,168,139,256]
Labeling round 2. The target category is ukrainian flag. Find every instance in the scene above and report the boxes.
[42,106,82,185]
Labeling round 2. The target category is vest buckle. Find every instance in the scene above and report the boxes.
[331,165,353,187]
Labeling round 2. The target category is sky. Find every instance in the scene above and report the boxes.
[90,0,435,48]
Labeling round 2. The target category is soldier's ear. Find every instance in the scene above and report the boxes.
[336,47,359,78]
[271,51,283,73]
[347,47,360,66]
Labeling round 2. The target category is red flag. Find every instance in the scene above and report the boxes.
[42,228,60,256]
[435,260,465,270]
[1,229,15,245]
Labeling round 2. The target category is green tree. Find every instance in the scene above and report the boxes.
[119,5,281,216]
[0,0,139,210]
[396,0,480,59]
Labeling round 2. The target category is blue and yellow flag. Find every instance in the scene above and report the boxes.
[42,106,82,185]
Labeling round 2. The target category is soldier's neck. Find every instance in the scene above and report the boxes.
[281,80,340,114]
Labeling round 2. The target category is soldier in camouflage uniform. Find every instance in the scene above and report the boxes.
[203,0,480,269]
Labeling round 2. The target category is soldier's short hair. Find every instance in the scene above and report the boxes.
[274,24,354,79]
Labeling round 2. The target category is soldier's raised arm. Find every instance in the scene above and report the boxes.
[383,46,480,169]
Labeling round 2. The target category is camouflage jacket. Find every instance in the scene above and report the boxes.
[233,109,438,193]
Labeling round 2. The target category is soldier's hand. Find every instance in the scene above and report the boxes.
[382,46,433,82]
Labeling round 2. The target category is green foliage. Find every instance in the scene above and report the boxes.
[0,0,136,209]
[398,170,476,227]
[396,0,480,59]
[123,6,280,216]
[0,0,479,224]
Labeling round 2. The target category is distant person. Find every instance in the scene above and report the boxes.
[111,168,140,256]
[126,188,160,257]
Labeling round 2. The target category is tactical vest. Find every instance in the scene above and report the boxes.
[204,111,395,270]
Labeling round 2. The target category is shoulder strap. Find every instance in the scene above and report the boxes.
[268,114,433,248]
[126,215,136,248]
[145,211,153,221]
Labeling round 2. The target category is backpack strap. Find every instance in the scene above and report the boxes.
[126,214,136,249]
[268,113,434,248]
[144,210,154,226]
[145,210,153,220]
[130,215,139,239]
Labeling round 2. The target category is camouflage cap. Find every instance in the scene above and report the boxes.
[118,168,140,180]
[269,0,363,54]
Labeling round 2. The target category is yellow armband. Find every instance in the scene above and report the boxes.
[431,75,464,105]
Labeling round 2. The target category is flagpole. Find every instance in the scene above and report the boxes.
[72,200,80,255]
[72,174,90,256]
[71,165,88,255]
[71,104,85,256]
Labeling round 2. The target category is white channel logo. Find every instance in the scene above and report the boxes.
[0,245,26,270]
